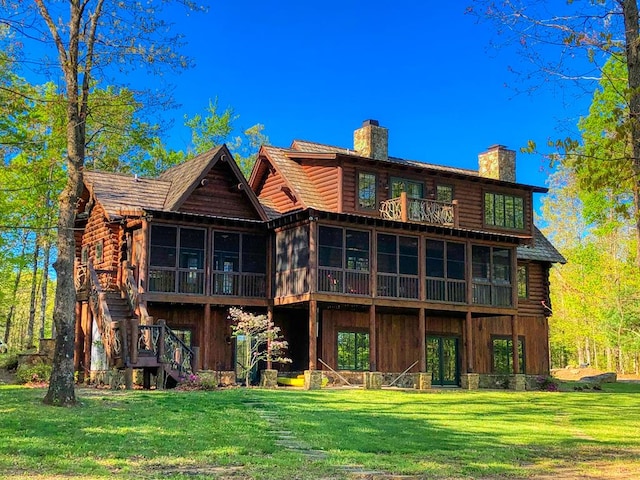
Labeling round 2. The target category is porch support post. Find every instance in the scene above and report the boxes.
[203,304,211,370]
[369,304,377,371]
[419,308,426,372]
[267,306,274,370]
[74,301,83,376]
[400,192,408,222]
[139,217,149,295]
[309,300,318,370]
[465,310,474,373]
[511,315,520,374]
[82,301,91,382]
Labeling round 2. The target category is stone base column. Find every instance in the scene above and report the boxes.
[460,373,480,390]
[509,374,526,391]
[304,370,323,390]
[364,372,382,389]
[260,369,278,388]
[415,372,431,390]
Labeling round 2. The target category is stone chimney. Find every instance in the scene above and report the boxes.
[478,145,516,183]
[354,119,388,161]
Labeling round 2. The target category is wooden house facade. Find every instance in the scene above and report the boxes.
[73,120,564,389]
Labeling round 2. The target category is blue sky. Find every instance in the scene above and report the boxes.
[153,1,594,194]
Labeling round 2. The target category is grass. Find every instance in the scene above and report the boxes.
[0,382,639,479]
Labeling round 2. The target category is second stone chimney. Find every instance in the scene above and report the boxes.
[354,119,388,161]
[478,145,516,183]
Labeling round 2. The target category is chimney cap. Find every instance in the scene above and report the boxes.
[362,119,379,127]
[486,144,510,151]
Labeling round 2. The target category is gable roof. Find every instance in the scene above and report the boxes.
[253,145,331,212]
[83,144,267,221]
[517,227,566,264]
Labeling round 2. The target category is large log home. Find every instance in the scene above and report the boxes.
[74,120,564,390]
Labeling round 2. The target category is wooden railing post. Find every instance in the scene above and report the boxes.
[157,319,166,362]
[400,192,408,222]
[130,317,139,365]
[452,200,459,228]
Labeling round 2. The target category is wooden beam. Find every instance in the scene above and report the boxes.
[309,220,317,294]
[419,308,426,372]
[74,301,82,375]
[511,315,520,374]
[465,310,474,373]
[369,304,377,371]
[309,299,318,370]
[203,303,211,370]
[82,302,91,381]
[139,218,149,297]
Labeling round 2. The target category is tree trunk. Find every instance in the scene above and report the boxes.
[622,0,640,266]
[25,236,40,349]
[607,346,613,371]
[39,240,51,339]
[3,232,28,345]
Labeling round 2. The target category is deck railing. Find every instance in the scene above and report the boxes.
[148,269,265,297]
[426,278,466,303]
[379,192,457,227]
[377,273,420,299]
[318,268,370,295]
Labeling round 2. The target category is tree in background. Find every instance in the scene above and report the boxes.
[0,0,206,406]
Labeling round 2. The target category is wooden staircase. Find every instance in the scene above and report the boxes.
[80,260,195,388]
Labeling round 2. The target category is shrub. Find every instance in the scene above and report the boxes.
[177,372,217,391]
[536,375,559,392]
[16,362,52,384]
[0,353,19,371]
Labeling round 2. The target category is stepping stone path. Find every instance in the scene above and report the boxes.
[244,399,421,479]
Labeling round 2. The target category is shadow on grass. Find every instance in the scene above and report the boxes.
[0,385,639,479]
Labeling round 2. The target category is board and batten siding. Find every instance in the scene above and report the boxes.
[178,162,261,220]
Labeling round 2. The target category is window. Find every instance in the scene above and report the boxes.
[484,192,525,229]
[391,177,424,199]
[149,225,205,294]
[492,336,525,374]
[436,185,454,203]
[95,240,103,263]
[358,172,377,210]
[81,245,89,265]
[517,264,528,299]
[318,226,370,294]
[472,245,513,306]
[426,240,466,302]
[377,233,419,298]
[337,331,370,370]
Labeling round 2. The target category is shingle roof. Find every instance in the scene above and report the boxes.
[83,170,170,218]
[159,145,224,211]
[517,227,566,264]
[261,145,330,210]
[291,139,479,176]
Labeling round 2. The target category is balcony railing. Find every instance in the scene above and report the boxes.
[379,192,457,227]
[148,269,265,298]
[318,267,370,295]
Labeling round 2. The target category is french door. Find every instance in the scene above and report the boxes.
[427,336,460,386]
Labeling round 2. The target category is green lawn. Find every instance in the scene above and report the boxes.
[0,383,639,479]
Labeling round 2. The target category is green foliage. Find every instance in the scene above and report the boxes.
[15,362,52,384]
[0,352,18,371]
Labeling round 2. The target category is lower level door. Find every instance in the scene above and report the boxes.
[427,336,460,386]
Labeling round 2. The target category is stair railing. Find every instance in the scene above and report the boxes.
[88,259,126,366]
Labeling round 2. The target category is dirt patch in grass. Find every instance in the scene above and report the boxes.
[552,366,640,382]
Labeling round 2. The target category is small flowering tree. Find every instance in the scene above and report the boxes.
[228,307,291,386]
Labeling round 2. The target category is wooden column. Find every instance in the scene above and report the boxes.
[369,304,377,372]
[203,304,211,370]
[74,301,83,375]
[309,300,318,370]
[139,218,149,294]
[400,192,408,222]
[309,218,317,294]
[511,315,520,374]
[82,302,91,380]
[267,306,274,370]
[465,311,474,373]
[419,308,426,372]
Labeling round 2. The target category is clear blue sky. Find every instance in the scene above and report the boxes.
[155,1,593,194]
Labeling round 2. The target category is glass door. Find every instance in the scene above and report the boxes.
[427,336,460,386]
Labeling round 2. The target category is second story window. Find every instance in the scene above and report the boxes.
[484,192,525,229]
[377,233,419,298]
[318,226,370,294]
[358,172,377,210]
[472,245,513,307]
[426,240,466,303]
[391,178,423,199]
[517,264,529,299]
[436,185,454,203]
